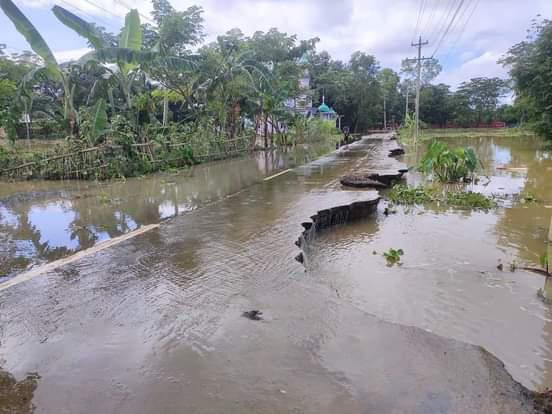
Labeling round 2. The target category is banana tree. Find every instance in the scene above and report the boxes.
[54,6,152,115]
[54,5,198,127]
[0,0,77,134]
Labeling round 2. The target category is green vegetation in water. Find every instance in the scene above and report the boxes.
[540,253,549,273]
[420,128,535,140]
[419,141,478,183]
[388,184,496,210]
[383,248,404,267]
[444,191,497,209]
[388,185,434,205]
[521,193,540,203]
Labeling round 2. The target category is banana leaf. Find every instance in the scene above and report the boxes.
[89,98,108,142]
[52,5,106,50]
[119,9,142,76]
[0,0,60,78]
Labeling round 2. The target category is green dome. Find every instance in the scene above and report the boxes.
[318,103,331,113]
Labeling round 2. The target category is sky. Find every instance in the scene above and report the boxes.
[2,0,552,89]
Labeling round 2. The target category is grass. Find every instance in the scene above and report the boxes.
[388,184,496,210]
[388,185,434,205]
[444,190,497,209]
[420,128,536,140]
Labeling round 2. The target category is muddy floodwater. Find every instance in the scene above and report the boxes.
[0,133,551,413]
[0,144,334,280]
[309,135,552,390]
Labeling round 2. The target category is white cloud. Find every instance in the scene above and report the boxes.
[20,0,552,85]
[54,47,91,62]
[435,51,509,89]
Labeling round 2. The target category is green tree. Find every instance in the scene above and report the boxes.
[501,18,552,138]
[456,77,509,124]
[400,57,442,85]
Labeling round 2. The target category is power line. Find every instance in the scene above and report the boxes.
[447,0,480,52]
[57,0,120,32]
[431,0,467,57]
[115,0,155,25]
[427,0,458,44]
[74,0,155,28]
[444,0,474,44]
[79,0,123,19]
[420,0,437,40]
[412,0,426,43]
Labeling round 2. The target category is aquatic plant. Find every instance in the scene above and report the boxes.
[444,191,496,210]
[388,185,435,205]
[388,185,496,210]
[418,141,478,182]
[383,248,404,266]
[540,253,549,273]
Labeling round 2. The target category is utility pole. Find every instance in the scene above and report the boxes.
[405,85,409,121]
[406,36,430,142]
[383,96,387,130]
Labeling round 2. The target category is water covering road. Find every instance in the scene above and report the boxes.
[0,133,550,413]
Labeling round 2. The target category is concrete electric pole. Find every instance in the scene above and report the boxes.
[383,96,387,130]
[406,36,430,142]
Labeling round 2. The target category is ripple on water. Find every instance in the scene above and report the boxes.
[306,204,552,390]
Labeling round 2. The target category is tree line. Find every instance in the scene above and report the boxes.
[0,0,544,150]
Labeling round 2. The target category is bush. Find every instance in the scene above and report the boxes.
[419,141,478,182]
[389,184,496,210]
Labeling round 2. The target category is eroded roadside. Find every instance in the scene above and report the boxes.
[0,133,550,413]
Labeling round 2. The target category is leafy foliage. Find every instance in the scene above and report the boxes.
[501,19,552,138]
[443,191,496,210]
[0,0,58,69]
[383,248,404,267]
[52,6,106,50]
[389,185,496,210]
[388,185,434,205]
[540,253,549,273]
[419,141,478,182]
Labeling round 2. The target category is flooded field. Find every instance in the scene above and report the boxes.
[308,135,552,389]
[0,133,551,412]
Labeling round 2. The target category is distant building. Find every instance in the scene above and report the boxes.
[317,96,337,121]
[284,53,314,116]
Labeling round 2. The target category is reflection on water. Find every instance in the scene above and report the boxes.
[0,142,338,279]
[308,135,552,390]
[0,368,39,413]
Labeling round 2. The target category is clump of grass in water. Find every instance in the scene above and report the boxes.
[383,248,404,266]
[388,184,496,210]
[444,191,497,209]
[389,185,435,205]
[540,253,549,274]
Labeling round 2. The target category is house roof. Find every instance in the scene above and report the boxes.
[318,103,331,113]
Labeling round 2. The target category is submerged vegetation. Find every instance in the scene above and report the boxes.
[383,248,404,267]
[418,141,478,183]
[420,128,536,140]
[388,185,433,205]
[388,184,496,210]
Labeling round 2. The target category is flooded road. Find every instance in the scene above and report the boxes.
[0,133,550,413]
[0,143,334,280]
